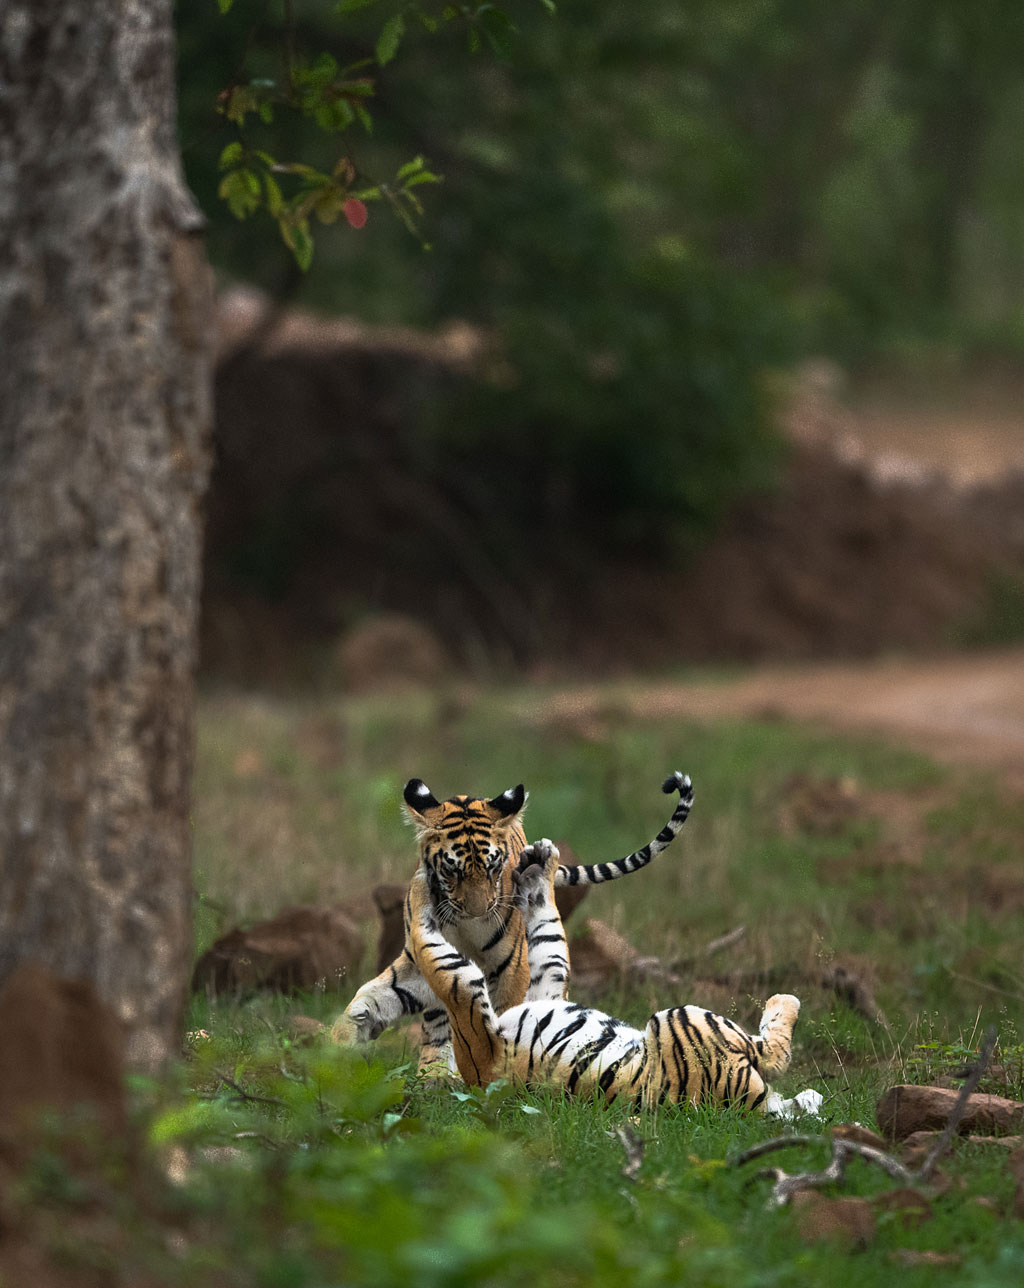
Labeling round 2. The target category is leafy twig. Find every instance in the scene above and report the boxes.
[918,1024,998,1181]
[216,1073,287,1109]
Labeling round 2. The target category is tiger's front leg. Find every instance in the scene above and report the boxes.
[331,949,457,1075]
[513,838,570,1002]
[331,949,432,1044]
[407,874,503,1087]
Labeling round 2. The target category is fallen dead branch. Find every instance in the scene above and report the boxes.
[735,1134,917,1207]
[670,924,747,972]
[732,1025,999,1207]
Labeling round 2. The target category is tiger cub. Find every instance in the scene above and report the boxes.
[439,839,801,1107]
[332,772,693,1082]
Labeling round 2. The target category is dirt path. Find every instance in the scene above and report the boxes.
[539,648,1024,794]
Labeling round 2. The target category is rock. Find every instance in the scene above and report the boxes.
[830,1123,889,1151]
[192,905,365,999]
[372,883,408,972]
[288,1015,328,1042]
[876,1084,1024,1141]
[900,1129,1022,1166]
[335,614,448,693]
[791,1191,876,1247]
[0,962,126,1140]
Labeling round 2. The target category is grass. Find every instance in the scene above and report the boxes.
[20,679,1024,1284]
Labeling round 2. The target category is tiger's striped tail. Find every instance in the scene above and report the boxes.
[553,772,693,888]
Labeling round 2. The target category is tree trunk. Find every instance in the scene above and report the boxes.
[0,0,212,1068]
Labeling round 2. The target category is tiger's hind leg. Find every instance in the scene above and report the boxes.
[755,993,801,1077]
[513,838,570,1002]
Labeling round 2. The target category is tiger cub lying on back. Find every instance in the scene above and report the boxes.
[333,772,693,1081]
[437,838,802,1108]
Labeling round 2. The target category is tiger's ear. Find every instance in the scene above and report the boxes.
[485,784,527,825]
[403,779,443,827]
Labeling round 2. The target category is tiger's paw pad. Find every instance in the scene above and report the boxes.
[514,839,560,906]
[517,838,559,873]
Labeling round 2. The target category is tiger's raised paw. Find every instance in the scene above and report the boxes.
[513,838,560,908]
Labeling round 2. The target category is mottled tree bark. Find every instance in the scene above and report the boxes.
[0,1,212,1067]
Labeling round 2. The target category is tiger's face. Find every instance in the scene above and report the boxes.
[403,779,527,922]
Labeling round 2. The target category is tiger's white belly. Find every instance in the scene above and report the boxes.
[497,1000,646,1097]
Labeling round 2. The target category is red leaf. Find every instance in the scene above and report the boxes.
[344,198,368,229]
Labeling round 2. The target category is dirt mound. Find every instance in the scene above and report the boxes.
[335,613,450,692]
[191,904,365,999]
[563,442,1012,670]
[202,299,1023,681]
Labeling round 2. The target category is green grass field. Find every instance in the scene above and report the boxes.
[171,682,1024,1285]
[21,681,1024,1285]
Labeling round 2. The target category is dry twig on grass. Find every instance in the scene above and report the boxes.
[917,1024,999,1181]
[670,925,747,973]
[611,1124,645,1182]
[735,1135,917,1208]
[732,1024,1000,1207]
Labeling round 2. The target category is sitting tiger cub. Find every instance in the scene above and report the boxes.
[332,772,693,1081]
[439,839,804,1110]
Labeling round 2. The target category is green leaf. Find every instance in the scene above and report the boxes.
[354,103,373,133]
[313,187,345,225]
[315,99,355,132]
[276,162,332,183]
[216,0,235,13]
[217,168,261,220]
[537,0,555,11]
[395,154,426,182]
[223,85,258,124]
[376,13,405,66]
[403,170,442,188]
[336,0,381,10]
[310,51,340,84]
[291,222,315,271]
[218,142,244,170]
[479,7,515,58]
[263,173,284,218]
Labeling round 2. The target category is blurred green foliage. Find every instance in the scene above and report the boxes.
[177,0,1024,564]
